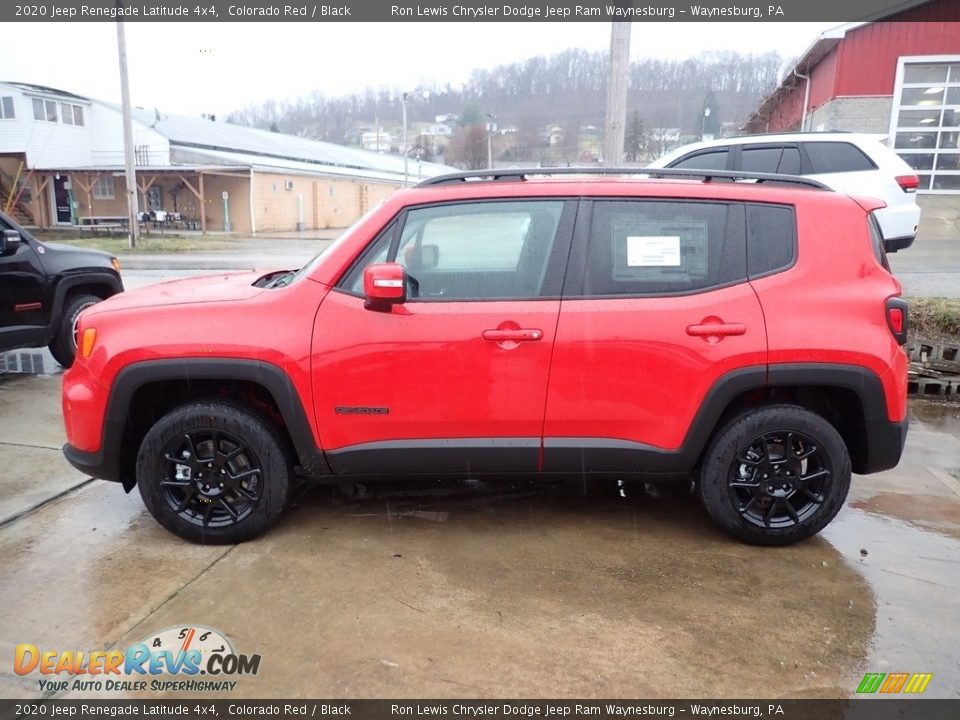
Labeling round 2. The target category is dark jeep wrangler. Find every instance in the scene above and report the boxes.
[0,210,123,367]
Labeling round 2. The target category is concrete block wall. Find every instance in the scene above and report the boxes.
[807,96,894,134]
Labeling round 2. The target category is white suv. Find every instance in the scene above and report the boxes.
[649,133,921,252]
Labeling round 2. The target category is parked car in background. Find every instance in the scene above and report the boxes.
[648,132,921,252]
[0,210,123,367]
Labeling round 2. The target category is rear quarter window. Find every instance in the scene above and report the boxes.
[803,142,876,174]
[746,204,796,278]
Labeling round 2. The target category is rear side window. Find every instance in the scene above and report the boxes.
[803,142,876,174]
[580,200,746,296]
[670,149,729,170]
[740,146,801,175]
[741,147,784,174]
[746,204,796,278]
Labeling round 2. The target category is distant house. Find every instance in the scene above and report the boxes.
[0,82,452,232]
[360,130,393,153]
[742,0,960,194]
[424,123,452,137]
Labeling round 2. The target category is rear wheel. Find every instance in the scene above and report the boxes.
[49,293,100,367]
[137,402,292,544]
[698,405,851,546]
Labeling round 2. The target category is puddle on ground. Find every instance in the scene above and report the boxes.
[822,507,960,696]
[911,398,960,444]
[0,350,61,377]
[852,491,960,539]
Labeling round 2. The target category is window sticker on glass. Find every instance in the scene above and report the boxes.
[627,235,681,267]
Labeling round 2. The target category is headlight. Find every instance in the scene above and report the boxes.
[111,257,121,272]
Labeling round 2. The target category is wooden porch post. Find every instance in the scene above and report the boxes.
[198,172,206,234]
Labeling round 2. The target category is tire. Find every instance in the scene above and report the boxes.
[698,404,851,546]
[49,293,101,367]
[136,402,292,544]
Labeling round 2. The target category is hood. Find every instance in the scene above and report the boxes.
[85,271,267,315]
[37,240,116,269]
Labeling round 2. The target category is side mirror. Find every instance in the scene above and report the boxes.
[363,262,406,309]
[0,229,21,254]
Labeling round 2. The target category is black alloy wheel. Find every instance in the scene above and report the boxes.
[137,402,292,544]
[728,430,831,530]
[159,427,263,529]
[698,405,851,546]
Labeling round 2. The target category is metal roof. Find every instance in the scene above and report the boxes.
[0,81,90,102]
[125,107,454,181]
[179,147,445,184]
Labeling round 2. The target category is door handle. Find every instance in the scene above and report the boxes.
[482,328,543,342]
[686,323,746,337]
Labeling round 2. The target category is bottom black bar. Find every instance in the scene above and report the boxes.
[1,700,959,720]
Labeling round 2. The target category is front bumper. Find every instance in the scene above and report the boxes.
[62,443,125,486]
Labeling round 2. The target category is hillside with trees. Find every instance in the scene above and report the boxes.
[227,49,784,168]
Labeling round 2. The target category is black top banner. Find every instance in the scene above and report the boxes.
[4,0,960,23]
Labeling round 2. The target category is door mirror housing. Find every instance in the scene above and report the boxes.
[363,262,406,308]
[0,229,21,254]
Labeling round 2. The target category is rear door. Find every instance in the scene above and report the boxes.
[542,198,767,474]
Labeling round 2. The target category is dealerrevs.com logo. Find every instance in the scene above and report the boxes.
[14,625,261,693]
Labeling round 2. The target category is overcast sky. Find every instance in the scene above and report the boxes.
[0,22,837,118]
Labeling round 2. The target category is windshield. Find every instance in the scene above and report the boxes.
[292,200,388,282]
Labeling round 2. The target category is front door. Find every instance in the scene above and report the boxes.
[51,175,72,225]
[311,199,575,475]
[0,221,49,348]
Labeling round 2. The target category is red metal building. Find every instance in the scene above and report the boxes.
[743,0,960,193]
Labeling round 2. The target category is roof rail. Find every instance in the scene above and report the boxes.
[416,167,830,191]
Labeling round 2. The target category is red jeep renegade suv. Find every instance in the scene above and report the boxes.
[61,168,909,546]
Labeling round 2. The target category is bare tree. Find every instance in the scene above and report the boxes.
[446,124,488,170]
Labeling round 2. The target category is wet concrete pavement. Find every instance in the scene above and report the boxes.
[0,361,958,699]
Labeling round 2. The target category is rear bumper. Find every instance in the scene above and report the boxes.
[862,416,909,474]
[883,234,915,253]
[875,204,920,252]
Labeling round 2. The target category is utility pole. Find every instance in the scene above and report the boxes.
[487,113,497,169]
[402,92,408,187]
[602,21,631,167]
[116,20,140,248]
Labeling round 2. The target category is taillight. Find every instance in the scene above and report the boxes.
[886,297,908,346]
[896,174,919,193]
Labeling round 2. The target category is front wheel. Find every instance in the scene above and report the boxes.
[137,402,292,544]
[49,293,101,367]
[698,405,851,546]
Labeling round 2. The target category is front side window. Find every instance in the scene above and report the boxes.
[0,96,14,119]
[580,200,746,297]
[342,200,565,300]
[670,149,729,171]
